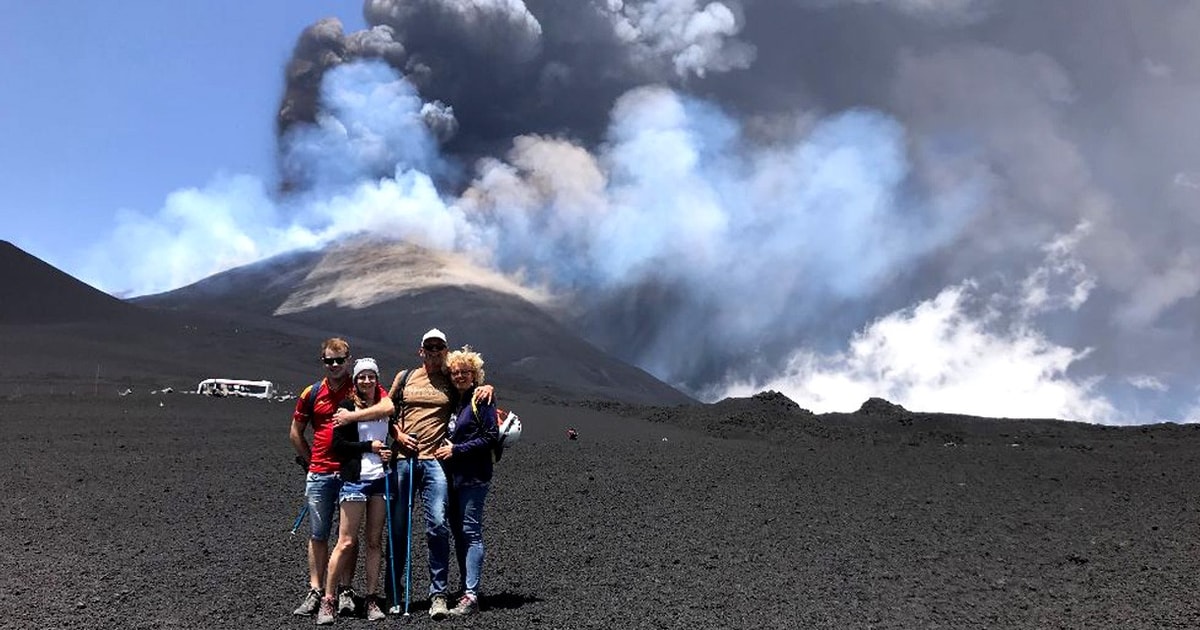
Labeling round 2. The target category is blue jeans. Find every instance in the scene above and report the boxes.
[304,472,342,541]
[388,458,450,598]
[448,483,489,596]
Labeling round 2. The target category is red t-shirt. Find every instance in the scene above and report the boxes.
[293,378,354,475]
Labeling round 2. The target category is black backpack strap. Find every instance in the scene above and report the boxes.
[389,369,412,427]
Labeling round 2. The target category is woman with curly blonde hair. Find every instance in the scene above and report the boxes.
[434,347,499,616]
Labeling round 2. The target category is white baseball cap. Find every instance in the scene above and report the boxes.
[422,328,447,345]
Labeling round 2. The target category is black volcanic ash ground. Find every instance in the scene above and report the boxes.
[5,392,1200,629]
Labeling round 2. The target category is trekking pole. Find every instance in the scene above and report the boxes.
[384,462,402,615]
[289,455,309,535]
[404,450,416,616]
[289,504,309,535]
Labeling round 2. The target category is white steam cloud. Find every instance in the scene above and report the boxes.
[283,62,446,188]
[605,0,756,77]
[720,233,1120,423]
[457,86,981,386]
[84,62,465,294]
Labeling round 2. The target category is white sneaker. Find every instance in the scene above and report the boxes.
[449,593,479,617]
[429,594,450,620]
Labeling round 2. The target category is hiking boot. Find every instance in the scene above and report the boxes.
[429,593,450,620]
[365,594,386,621]
[449,593,479,617]
[337,586,356,616]
[293,588,323,616]
[316,596,336,625]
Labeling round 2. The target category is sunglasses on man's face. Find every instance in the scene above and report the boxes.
[423,344,447,352]
[322,356,349,366]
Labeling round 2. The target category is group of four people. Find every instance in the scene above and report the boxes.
[288,329,500,624]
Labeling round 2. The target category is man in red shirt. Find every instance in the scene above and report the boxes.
[290,337,395,617]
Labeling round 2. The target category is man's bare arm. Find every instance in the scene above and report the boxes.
[332,396,395,425]
[289,419,311,468]
[366,395,394,420]
[473,384,495,404]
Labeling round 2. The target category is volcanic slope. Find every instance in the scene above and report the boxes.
[0,240,136,324]
[136,236,692,405]
[0,241,355,396]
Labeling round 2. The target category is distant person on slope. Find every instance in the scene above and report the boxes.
[316,357,395,625]
[376,328,492,620]
[289,338,394,618]
[434,347,500,617]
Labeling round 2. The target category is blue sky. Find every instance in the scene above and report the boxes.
[0,1,364,275]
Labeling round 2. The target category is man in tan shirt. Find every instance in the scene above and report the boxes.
[386,328,492,619]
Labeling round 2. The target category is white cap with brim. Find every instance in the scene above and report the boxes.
[352,357,379,379]
[422,328,447,344]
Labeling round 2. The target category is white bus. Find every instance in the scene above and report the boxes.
[196,378,276,399]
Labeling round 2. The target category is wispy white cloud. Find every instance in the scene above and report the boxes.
[82,62,466,296]
[719,230,1121,423]
[1128,375,1168,392]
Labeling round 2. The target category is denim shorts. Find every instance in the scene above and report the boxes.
[304,472,342,541]
[340,477,389,503]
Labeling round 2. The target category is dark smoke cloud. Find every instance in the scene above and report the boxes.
[278,18,405,134]
[256,0,1200,420]
[279,0,756,165]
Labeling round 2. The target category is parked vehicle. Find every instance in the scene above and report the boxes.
[196,378,275,399]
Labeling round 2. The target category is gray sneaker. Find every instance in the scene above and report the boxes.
[449,593,479,617]
[337,587,356,616]
[365,595,386,621]
[316,596,336,625]
[429,594,450,620]
[293,588,323,616]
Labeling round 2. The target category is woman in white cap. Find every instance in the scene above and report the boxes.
[318,358,393,624]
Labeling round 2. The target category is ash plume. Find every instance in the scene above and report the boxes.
[277,0,755,171]
[88,0,1200,423]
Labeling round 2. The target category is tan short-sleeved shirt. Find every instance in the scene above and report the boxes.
[395,366,455,459]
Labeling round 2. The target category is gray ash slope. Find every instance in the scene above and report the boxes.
[0,239,687,405]
[6,391,1200,629]
[135,236,692,405]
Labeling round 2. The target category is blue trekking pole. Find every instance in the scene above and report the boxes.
[289,504,309,535]
[403,452,415,616]
[289,455,309,535]
[384,462,402,614]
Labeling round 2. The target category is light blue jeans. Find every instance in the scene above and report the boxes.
[389,458,450,597]
[448,483,489,596]
[304,472,342,542]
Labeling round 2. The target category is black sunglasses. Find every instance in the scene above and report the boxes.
[423,343,447,352]
[322,356,349,366]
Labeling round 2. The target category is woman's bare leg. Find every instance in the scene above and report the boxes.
[325,501,366,597]
[364,495,386,595]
